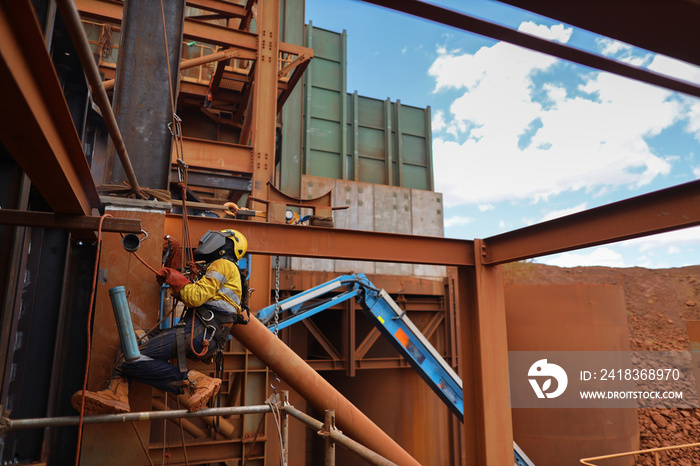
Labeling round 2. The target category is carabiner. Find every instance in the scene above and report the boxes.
[202,324,217,342]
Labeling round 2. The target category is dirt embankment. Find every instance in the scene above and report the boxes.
[507,264,700,465]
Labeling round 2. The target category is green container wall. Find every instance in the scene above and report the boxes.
[303,25,434,191]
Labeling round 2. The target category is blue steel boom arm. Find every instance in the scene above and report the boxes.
[255,273,534,466]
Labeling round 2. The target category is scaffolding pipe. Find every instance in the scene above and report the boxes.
[323,410,336,466]
[281,404,397,466]
[281,391,290,466]
[0,405,272,431]
[230,317,418,465]
[55,0,143,196]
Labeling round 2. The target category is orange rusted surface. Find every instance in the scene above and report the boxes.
[80,207,165,465]
[506,282,639,466]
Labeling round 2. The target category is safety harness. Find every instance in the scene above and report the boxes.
[174,261,251,372]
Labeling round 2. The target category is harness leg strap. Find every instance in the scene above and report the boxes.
[176,324,188,373]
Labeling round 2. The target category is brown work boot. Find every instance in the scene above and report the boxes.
[71,377,130,415]
[184,370,221,412]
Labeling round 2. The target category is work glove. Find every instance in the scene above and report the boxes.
[157,267,191,295]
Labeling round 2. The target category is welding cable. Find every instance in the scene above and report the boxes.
[74,213,112,466]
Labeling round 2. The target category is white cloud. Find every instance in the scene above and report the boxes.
[619,226,700,253]
[597,38,629,56]
[596,38,650,67]
[539,203,587,222]
[648,55,700,85]
[429,22,681,207]
[444,215,474,228]
[538,246,626,268]
[518,21,572,43]
[478,204,494,212]
[432,110,447,132]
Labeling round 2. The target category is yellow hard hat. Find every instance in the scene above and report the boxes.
[220,229,248,261]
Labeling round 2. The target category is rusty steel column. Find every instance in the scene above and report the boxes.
[230,316,420,466]
[247,0,280,312]
[107,0,185,189]
[459,239,514,464]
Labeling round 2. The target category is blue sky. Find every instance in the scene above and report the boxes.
[305,0,700,269]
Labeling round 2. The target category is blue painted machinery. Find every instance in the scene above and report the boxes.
[256,273,535,466]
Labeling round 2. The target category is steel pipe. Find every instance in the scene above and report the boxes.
[102,48,253,90]
[231,317,417,466]
[55,0,143,196]
[281,404,397,466]
[323,410,336,466]
[0,405,272,431]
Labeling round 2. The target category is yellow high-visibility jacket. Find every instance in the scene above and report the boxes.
[179,258,242,316]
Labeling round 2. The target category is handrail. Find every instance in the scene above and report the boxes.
[580,442,700,465]
[281,403,397,466]
[0,404,273,431]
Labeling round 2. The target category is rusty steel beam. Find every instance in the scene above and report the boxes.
[75,0,310,64]
[0,1,101,216]
[359,0,700,99]
[186,0,247,18]
[458,242,513,465]
[483,179,700,265]
[76,0,258,50]
[230,316,421,466]
[164,215,476,266]
[0,210,141,234]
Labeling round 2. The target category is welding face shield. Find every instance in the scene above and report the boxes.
[193,230,228,262]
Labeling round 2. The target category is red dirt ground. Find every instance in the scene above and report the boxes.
[507,263,700,465]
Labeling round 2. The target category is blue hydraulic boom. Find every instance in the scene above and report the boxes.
[256,273,535,466]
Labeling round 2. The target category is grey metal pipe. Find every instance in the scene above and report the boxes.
[282,391,289,466]
[323,410,336,466]
[55,0,143,195]
[1,405,272,431]
[281,405,398,466]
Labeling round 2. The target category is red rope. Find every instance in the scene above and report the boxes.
[75,213,111,465]
[190,310,210,358]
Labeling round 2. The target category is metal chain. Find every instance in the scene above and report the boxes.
[273,255,280,335]
[270,257,282,397]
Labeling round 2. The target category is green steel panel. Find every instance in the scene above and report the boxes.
[302,25,434,190]
[400,105,428,137]
[404,164,430,191]
[401,134,428,166]
[311,27,344,61]
[357,96,386,128]
[280,0,309,198]
[308,150,342,178]
[309,118,342,153]
[358,157,386,185]
[357,127,385,159]
[309,87,342,121]
[311,59,343,91]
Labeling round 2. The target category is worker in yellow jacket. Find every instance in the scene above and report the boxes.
[72,229,249,415]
